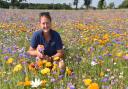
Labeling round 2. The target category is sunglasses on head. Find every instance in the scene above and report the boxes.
[40,12,50,16]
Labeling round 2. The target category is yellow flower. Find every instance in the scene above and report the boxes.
[53,56,60,61]
[42,80,47,87]
[83,79,92,86]
[100,72,104,77]
[6,58,14,64]
[41,68,50,75]
[52,64,58,71]
[116,51,123,57]
[98,60,104,66]
[45,62,52,67]
[103,34,109,40]
[25,76,29,81]
[42,60,47,64]
[66,67,72,76]
[87,83,99,89]
[98,39,104,45]
[13,64,22,72]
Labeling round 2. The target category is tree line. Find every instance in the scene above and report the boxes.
[0,0,128,9]
[0,0,72,9]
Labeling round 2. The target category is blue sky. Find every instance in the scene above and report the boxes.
[26,0,124,7]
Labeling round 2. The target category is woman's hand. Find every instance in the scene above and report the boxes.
[36,51,44,59]
[36,44,45,59]
[37,45,44,53]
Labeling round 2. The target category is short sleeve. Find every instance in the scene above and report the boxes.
[56,34,63,50]
[31,32,38,49]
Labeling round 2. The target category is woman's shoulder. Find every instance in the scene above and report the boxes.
[33,30,42,36]
[51,29,60,36]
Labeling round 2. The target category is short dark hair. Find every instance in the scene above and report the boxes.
[39,12,51,22]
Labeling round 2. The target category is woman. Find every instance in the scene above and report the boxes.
[27,12,64,69]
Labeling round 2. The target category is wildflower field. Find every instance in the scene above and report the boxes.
[0,9,128,89]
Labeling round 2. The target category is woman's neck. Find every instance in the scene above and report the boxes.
[43,31,51,42]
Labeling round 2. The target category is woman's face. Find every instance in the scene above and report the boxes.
[40,16,51,33]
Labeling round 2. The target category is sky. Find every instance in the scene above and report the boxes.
[26,0,124,8]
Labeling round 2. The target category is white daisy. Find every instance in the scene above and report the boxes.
[31,78,42,88]
[91,61,97,66]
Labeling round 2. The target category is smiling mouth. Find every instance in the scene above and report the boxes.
[43,29,49,32]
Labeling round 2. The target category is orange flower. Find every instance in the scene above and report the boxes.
[17,76,31,86]
[42,80,47,87]
[24,76,31,86]
[23,81,31,86]
[37,60,43,68]
[87,83,99,89]
[29,63,35,70]
[17,82,24,86]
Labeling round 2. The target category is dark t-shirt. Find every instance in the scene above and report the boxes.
[31,29,63,56]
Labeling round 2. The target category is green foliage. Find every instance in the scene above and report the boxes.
[119,0,128,8]
[0,0,9,8]
[84,0,92,9]
[98,0,106,9]
[73,0,78,10]
[108,2,115,9]
[10,0,26,8]
[27,3,72,9]
[0,0,72,9]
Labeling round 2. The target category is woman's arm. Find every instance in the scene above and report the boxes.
[27,46,44,58]
[52,49,64,58]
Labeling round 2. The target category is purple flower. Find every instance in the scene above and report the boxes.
[22,70,26,74]
[99,56,103,60]
[60,69,65,74]
[7,48,12,53]
[70,85,75,89]
[93,57,97,61]
[23,53,30,58]
[67,83,75,89]
[19,53,23,57]
[102,85,109,89]
[123,55,128,60]
[107,53,112,57]
[70,72,76,79]
[106,43,113,46]
[50,78,56,83]
[58,75,64,79]
[101,77,109,82]
[38,48,44,53]
[4,56,9,60]
[22,61,27,65]
[52,71,57,75]
[90,47,95,52]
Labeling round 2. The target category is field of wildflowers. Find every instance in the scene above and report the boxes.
[0,9,128,89]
